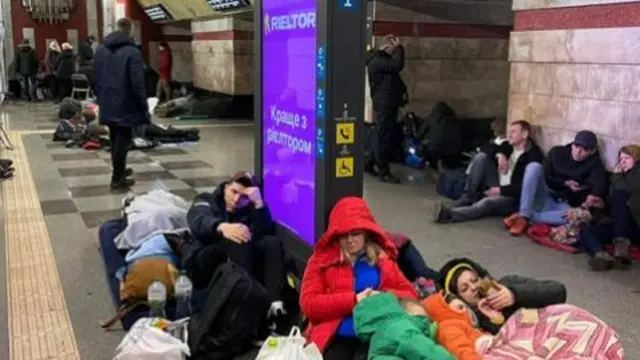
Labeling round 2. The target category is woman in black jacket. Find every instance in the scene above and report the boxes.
[56,43,76,101]
[438,258,567,334]
[580,144,640,271]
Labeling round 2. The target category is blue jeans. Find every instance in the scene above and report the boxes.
[397,241,440,282]
[519,162,570,225]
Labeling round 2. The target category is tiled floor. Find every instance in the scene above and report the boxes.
[2,101,640,359]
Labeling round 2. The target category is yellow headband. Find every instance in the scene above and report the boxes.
[444,263,474,294]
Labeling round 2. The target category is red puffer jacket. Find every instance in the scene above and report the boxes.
[300,196,418,352]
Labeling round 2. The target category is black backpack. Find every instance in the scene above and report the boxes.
[188,261,270,360]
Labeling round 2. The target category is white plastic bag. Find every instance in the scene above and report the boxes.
[255,327,323,360]
[112,318,191,360]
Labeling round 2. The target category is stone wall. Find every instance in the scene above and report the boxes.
[191,18,253,95]
[149,24,193,84]
[366,0,513,122]
[508,0,640,167]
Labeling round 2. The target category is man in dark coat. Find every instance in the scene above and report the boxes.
[94,18,149,190]
[365,35,407,183]
[78,35,96,89]
[14,39,39,101]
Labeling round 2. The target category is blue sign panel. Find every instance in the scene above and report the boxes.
[338,0,359,10]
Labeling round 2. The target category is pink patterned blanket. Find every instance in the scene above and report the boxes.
[476,304,623,359]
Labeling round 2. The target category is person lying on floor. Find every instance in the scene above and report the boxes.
[423,291,623,360]
[300,197,418,360]
[505,130,608,236]
[434,120,544,225]
[438,257,566,335]
[354,292,453,360]
[579,144,640,271]
[185,171,289,332]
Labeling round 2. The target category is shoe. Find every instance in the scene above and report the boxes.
[588,252,613,271]
[379,173,401,184]
[509,217,529,236]
[612,237,632,270]
[110,178,135,191]
[267,301,291,336]
[433,202,452,223]
[365,165,379,177]
[124,168,133,177]
[503,213,519,229]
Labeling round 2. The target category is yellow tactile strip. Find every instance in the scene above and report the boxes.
[3,132,80,360]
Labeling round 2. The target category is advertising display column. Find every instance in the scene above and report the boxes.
[255,0,367,266]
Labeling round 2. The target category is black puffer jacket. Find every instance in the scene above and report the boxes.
[610,164,640,227]
[439,258,567,334]
[366,45,407,108]
[56,50,76,80]
[14,44,38,76]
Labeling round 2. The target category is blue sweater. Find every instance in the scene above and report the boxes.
[336,256,381,337]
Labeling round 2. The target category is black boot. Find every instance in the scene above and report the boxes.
[110,177,135,191]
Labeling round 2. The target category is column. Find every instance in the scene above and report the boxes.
[191,18,253,95]
[365,0,513,122]
[508,0,640,167]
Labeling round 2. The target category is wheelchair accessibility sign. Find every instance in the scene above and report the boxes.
[336,157,354,178]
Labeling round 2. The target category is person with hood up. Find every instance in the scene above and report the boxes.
[156,41,173,102]
[505,130,608,235]
[186,171,289,333]
[580,144,640,271]
[43,40,61,100]
[94,18,149,190]
[437,258,566,335]
[365,34,408,184]
[300,196,417,360]
[55,43,76,101]
[14,39,39,101]
[354,292,454,360]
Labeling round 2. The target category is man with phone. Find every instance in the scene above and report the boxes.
[507,130,608,235]
[186,171,288,332]
[365,34,408,183]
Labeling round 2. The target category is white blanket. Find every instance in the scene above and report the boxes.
[114,189,191,250]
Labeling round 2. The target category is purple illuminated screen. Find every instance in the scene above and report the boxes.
[261,0,317,244]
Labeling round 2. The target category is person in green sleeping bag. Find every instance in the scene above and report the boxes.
[354,292,454,360]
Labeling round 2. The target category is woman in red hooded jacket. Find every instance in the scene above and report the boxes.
[156,41,173,102]
[300,196,418,360]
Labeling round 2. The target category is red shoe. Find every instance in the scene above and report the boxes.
[509,217,529,236]
[503,213,519,229]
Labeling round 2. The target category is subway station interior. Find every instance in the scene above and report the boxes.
[1,0,640,358]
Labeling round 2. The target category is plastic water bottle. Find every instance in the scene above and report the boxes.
[174,271,193,319]
[147,279,167,318]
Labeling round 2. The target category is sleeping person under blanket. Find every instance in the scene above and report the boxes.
[423,291,623,360]
[354,292,453,360]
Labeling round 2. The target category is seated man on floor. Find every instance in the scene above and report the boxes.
[506,130,608,235]
[186,171,288,331]
[434,120,544,224]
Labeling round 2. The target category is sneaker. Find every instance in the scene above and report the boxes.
[267,301,290,335]
[612,237,632,270]
[503,213,519,229]
[433,202,453,223]
[588,252,613,271]
[110,178,135,191]
[379,173,401,184]
[365,164,379,177]
[509,217,529,236]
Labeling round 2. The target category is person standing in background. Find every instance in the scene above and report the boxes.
[55,43,75,101]
[94,18,149,190]
[14,39,39,101]
[365,34,408,184]
[78,35,96,89]
[156,41,173,103]
[44,40,61,101]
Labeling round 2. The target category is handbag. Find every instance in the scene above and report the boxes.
[255,327,323,360]
[112,318,190,360]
